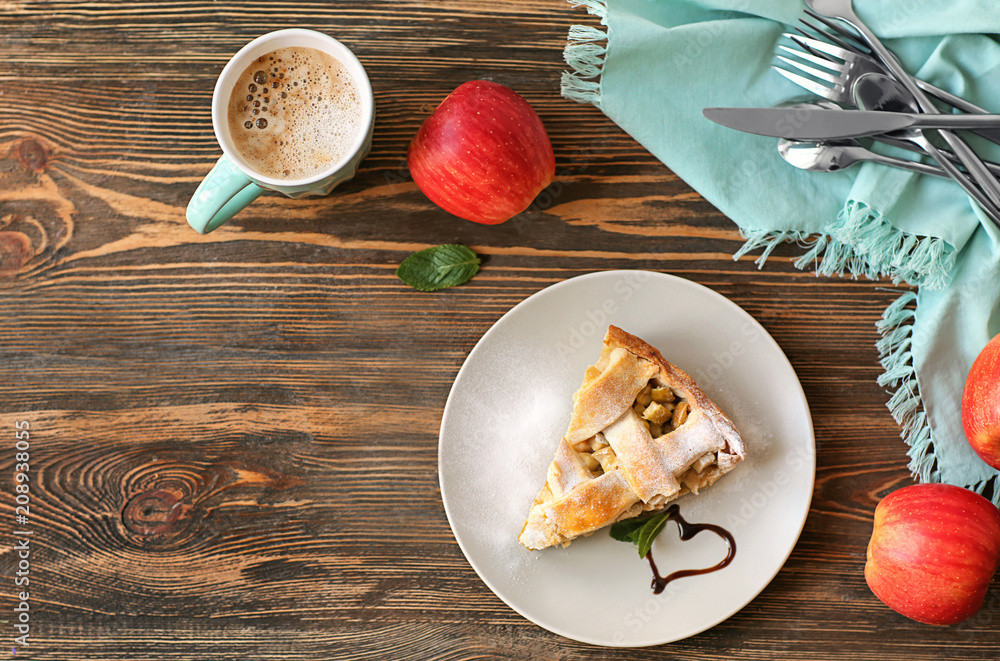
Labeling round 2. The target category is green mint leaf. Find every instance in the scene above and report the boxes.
[396,244,480,292]
[610,510,670,558]
[609,516,650,544]
[635,511,669,558]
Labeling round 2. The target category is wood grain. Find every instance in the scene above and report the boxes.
[1,1,998,659]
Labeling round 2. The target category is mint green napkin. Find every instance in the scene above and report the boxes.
[562,0,1000,500]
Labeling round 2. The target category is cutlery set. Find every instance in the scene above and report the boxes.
[703,0,1000,228]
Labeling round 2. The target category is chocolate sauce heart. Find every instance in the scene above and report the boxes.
[646,504,736,594]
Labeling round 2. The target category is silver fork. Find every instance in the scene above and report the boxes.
[772,23,1000,225]
[802,0,1000,219]
[788,15,989,116]
[775,34,1000,146]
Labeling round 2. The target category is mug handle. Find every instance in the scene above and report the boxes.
[186,155,264,234]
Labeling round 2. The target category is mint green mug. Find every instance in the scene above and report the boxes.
[186,29,375,234]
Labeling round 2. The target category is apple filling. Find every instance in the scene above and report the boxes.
[571,379,708,480]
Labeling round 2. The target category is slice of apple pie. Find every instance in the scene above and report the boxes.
[519,325,747,550]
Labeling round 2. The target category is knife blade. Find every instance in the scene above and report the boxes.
[703,107,1000,140]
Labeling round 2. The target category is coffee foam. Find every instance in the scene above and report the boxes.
[227,46,363,180]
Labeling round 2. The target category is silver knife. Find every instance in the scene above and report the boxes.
[703,107,1000,140]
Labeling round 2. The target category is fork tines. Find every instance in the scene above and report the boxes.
[772,35,847,101]
[772,10,872,91]
[772,12,884,104]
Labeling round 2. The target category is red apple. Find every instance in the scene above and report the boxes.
[865,483,1000,625]
[963,332,1000,469]
[407,80,555,224]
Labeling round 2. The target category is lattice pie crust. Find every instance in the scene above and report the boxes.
[519,326,747,550]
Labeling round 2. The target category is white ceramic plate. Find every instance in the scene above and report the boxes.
[438,270,815,647]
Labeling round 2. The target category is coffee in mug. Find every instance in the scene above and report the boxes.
[227,46,363,180]
[186,29,374,234]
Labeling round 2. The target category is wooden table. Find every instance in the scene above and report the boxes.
[2,1,998,659]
